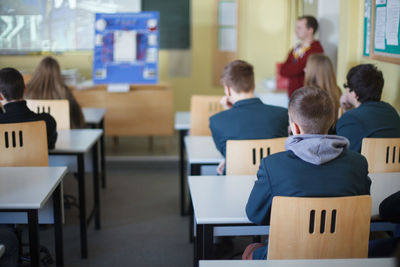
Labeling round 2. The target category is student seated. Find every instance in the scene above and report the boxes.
[26,56,85,129]
[369,191,400,258]
[243,86,371,260]
[0,68,57,149]
[304,53,341,132]
[337,64,400,152]
[209,60,288,174]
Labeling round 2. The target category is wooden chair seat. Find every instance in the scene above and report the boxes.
[226,137,286,175]
[268,195,371,259]
[26,99,70,130]
[0,121,48,166]
[361,138,400,173]
[190,95,223,136]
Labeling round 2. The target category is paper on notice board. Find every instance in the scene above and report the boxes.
[375,7,387,49]
[114,31,137,62]
[386,0,400,45]
[219,28,237,52]
[219,1,237,26]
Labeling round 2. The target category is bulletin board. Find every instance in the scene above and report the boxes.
[92,12,159,84]
[369,0,400,64]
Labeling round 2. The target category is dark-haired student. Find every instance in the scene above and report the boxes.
[337,64,400,152]
[243,86,371,260]
[0,68,57,149]
[209,60,288,174]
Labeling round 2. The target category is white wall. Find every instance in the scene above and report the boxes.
[317,0,341,70]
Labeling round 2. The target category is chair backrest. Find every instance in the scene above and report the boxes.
[0,121,49,166]
[267,195,371,260]
[190,95,223,136]
[361,138,400,173]
[26,99,70,130]
[226,137,286,175]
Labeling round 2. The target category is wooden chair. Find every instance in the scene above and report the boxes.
[226,137,286,175]
[268,195,371,260]
[26,99,70,130]
[190,95,223,136]
[361,138,400,173]
[0,121,48,166]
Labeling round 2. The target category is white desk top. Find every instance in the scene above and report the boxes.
[200,258,395,267]
[50,129,103,154]
[189,173,400,225]
[174,111,190,130]
[184,136,223,164]
[0,167,67,209]
[82,107,106,125]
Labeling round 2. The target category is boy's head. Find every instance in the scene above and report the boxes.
[288,86,334,135]
[344,64,384,103]
[0,68,25,102]
[220,60,255,93]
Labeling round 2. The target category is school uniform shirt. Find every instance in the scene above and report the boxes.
[0,101,57,149]
[209,97,288,158]
[336,101,400,152]
[246,135,371,259]
[280,40,324,97]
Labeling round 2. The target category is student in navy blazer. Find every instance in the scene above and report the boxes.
[243,87,371,260]
[336,64,400,152]
[0,68,57,149]
[209,60,288,174]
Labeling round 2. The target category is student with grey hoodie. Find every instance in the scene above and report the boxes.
[243,86,371,260]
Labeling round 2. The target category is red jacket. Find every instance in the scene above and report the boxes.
[280,40,324,97]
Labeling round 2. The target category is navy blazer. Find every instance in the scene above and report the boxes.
[0,101,58,149]
[336,101,400,152]
[246,149,371,226]
[209,98,288,157]
[379,191,400,223]
[246,149,371,259]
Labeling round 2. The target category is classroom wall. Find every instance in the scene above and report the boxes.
[0,0,292,112]
[337,0,400,110]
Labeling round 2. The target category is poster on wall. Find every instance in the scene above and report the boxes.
[93,12,159,84]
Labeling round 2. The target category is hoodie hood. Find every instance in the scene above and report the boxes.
[285,134,350,165]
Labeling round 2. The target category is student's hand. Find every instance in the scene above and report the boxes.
[220,96,233,110]
[216,159,226,175]
[340,93,355,112]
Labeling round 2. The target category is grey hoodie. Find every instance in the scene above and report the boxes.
[285,134,350,165]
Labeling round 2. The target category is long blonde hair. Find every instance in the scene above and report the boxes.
[26,56,68,99]
[304,53,342,123]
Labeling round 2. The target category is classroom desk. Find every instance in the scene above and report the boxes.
[0,167,67,267]
[83,107,107,188]
[49,129,102,259]
[183,135,223,215]
[199,258,396,267]
[175,112,190,215]
[189,173,400,265]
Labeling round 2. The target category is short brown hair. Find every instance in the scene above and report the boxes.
[289,86,334,134]
[298,15,319,34]
[220,60,255,93]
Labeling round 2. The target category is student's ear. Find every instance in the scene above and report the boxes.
[224,85,231,97]
[290,121,302,135]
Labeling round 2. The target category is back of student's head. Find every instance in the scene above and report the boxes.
[298,15,319,34]
[220,60,255,93]
[26,56,67,99]
[289,86,334,134]
[304,54,341,113]
[345,64,384,103]
[0,68,25,101]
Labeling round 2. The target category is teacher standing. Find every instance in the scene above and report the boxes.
[280,15,324,97]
